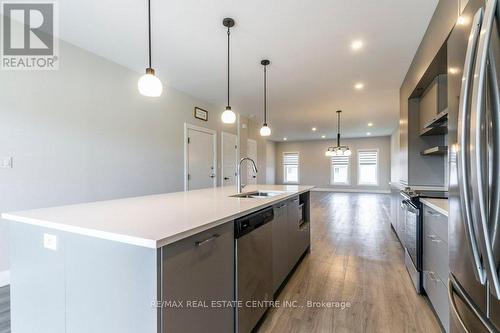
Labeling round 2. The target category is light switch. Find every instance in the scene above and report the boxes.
[43,233,58,251]
[0,157,12,169]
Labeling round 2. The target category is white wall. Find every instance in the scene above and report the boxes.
[0,40,245,280]
[275,136,392,193]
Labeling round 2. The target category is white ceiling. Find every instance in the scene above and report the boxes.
[59,0,438,141]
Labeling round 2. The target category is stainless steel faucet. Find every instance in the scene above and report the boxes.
[237,157,258,194]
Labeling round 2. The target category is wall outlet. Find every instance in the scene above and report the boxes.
[43,233,58,251]
[0,156,12,169]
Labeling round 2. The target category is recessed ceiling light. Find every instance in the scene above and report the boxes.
[321,135,326,139]
[457,16,468,26]
[355,83,364,90]
[366,132,371,136]
[368,122,373,127]
[351,40,363,51]
[312,127,317,131]
[283,137,287,141]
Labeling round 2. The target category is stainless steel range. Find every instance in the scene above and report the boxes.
[400,188,448,294]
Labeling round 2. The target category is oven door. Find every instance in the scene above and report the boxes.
[404,201,420,269]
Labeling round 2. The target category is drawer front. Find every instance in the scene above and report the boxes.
[423,223,449,283]
[423,206,448,242]
[423,271,449,332]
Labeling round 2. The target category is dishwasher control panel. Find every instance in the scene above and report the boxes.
[235,207,274,238]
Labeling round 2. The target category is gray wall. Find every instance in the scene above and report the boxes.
[265,141,276,184]
[399,0,459,185]
[244,118,276,185]
[0,39,273,279]
[390,130,401,187]
[275,136,391,192]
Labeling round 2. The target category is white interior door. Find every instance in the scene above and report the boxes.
[247,139,257,185]
[186,126,216,190]
[221,132,238,186]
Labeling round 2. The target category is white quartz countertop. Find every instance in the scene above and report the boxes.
[420,198,448,217]
[1,185,313,249]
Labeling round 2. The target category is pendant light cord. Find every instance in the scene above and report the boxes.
[227,27,231,107]
[264,64,267,124]
[337,111,341,147]
[148,0,152,69]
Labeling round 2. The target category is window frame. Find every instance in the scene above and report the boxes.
[282,151,300,184]
[357,149,379,186]
[330,155,351,185]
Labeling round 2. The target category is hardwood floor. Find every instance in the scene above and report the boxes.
[258,192,442,333]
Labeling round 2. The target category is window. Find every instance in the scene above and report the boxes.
[358,149,378,185]
[283,152,299,183]
[330,155,350,185]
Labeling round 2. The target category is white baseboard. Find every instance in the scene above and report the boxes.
[312,187,391,194]
[0,270,9,287]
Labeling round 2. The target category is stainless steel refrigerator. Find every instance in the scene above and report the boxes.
[449,0,500,332]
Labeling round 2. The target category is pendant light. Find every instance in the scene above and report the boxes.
[138,0,163,97]
[325,110,351,157]
[221,18,237,124]
[260,59,271,136]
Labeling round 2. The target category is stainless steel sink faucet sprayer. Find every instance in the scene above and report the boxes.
[237,157,258,194]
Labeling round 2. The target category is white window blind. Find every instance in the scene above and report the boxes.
[331,155,350,185]
[358,150,378,185]
[283,152,299,183]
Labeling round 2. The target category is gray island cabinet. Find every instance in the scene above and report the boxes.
[3,185,312,333]
[160,222,234,333]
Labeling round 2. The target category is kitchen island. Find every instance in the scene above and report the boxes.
[2,185,313,333]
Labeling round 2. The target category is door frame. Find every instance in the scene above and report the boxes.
[221,131,238,187]
[184,123,217,191]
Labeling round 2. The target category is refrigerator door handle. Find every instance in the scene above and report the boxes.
[448,274,498,333]
[457,8,486,284]
[488,28,500,289]
[470,0,500,299]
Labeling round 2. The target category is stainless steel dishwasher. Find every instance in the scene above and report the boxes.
[235,207,274,333]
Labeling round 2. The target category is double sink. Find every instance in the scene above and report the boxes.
[230,190,285,199]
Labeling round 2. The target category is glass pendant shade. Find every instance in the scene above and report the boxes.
[138,68,163,97]
[221,106,236,124]
[260,124,271,136]
[344,149,352,156]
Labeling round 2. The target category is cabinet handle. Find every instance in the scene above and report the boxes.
[195,234,220,247]
[426,210,440,217]
[426,234,442,243]
[426,271,439,282]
